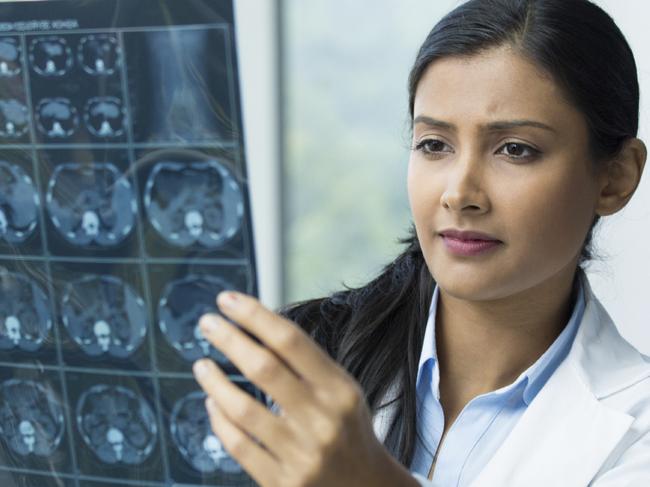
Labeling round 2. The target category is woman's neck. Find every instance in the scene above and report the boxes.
[435,263,580,399]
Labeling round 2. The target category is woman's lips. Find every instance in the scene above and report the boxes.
[441,235,503,256]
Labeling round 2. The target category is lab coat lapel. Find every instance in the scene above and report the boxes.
[468,352,634,487]
[470,272,637,487]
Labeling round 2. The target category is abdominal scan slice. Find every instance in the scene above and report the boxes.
[78,34,121,76]
[0,379,65,457]
[0,99,29,138]
[0,160,39,244]
[29,36,72,77]
[46,162,136,247]
[171,391,242,474]
[35,97,78,138]
[0,38,21,77]
[144,160,244,248]
[158,275,233,364]
[76,384,157,465]
[0,270,51,353]
[61,275,147,358]
[84,96,125,138]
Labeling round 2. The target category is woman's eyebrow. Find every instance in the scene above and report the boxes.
[413,115,557,133]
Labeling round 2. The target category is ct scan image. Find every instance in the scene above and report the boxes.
[61,275,147,358]
[76,384,157,465]
[29,36,73,77]
[35,97,78,138]
[0,379,65,458]
[144,160,244,249]
[170,391,243,475]
[0,1,258,485]
[77,34,121,76]
[158,274,233,364]
[45,162,136,247]
[0,38,21,77]
[0,99,29,139]
[0,160,40,244]
[0,270,51,353]
[83,96,125,138]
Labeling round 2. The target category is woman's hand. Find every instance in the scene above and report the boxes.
[192,291,419,487]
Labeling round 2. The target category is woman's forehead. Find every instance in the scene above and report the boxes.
[413,46,583,132]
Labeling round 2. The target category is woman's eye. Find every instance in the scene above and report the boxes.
[414,139,450,155]
[498,142,539,160]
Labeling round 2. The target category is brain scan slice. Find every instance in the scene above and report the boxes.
[35,98,78,138]
[144,161,244,248]
[76,384,157,465]
[0,99,29,138]
[171,391,242,474]
[158,275,233,363]
[0,379,65,457]
[0,38,21,77]
[46,162,136,247]
[29,36,72,77]
[0,270,51,352]
[84,96,125,138]
[61,275,147,358]
[78,34,121,76]
[0,161,39,244]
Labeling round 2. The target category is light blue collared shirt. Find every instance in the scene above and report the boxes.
[410,272,586,486]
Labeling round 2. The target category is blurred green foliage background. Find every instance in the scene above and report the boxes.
[282,0,458,303]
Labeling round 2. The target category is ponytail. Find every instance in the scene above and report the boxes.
[280,225,434,465]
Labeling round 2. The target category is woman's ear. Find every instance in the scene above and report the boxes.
[595,137,647,216]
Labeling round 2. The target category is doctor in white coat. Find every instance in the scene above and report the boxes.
[372,267,650,486]
[193,1,650,486]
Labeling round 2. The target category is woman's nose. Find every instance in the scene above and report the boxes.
[439,155,490,213]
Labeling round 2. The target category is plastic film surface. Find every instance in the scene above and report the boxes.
[0,1,260,486]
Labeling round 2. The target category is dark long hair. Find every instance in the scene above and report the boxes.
[281,0,640,467]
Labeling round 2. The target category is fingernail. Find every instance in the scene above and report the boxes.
[217,291,240,310]
[200,315,219,334]
[193,359,210,376]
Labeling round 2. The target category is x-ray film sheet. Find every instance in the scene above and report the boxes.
[0,1,259,485]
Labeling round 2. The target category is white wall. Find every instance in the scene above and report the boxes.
[234,0,283,309]
[587,0,650,354]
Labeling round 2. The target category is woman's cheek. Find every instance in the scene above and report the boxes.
[408,169,444,273]
[510,178,591,275]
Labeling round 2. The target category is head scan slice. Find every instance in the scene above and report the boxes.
[36,98,78,138]
[0,161,39,244]
[29,37,72,77]
[0,38,21,77]
[0,270,51,352]
[158,275,232,363]
[171,391,242,474]
[61,275,147,358]
[84,97,125,138]
[78,34,121,76]
[144,161,244,248]
[0,100,29,138]
[46,163,136,246]
[0,379,64,457]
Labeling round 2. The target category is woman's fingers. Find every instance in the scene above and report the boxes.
[198,314,319,420]
[193,358,292,458]
[204,396,280,486]
[211,291,342,384]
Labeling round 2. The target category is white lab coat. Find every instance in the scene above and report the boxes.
[372,272,650,486]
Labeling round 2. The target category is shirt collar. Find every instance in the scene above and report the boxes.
[416,283,440,385]
[415,269,587,405]
[521,269,586,404]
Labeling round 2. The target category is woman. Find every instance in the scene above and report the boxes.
[192,0,650,485]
